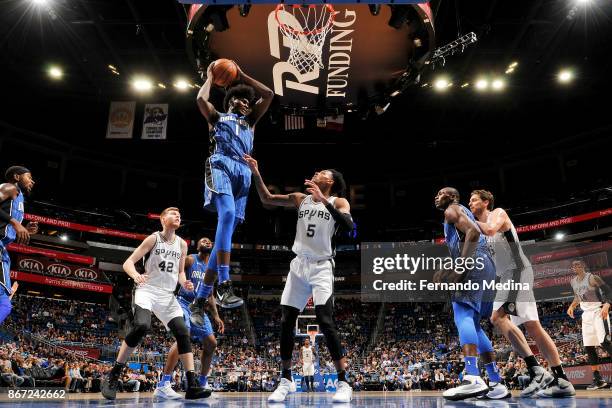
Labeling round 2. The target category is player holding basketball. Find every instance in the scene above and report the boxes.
[191,60,274,318]
[101,208,210,401]
[470,189,576,398]
[301,337,316,392]
[0,166,37,325]
[154,237,225,399]
[434,187,508,400]
[244,155,354,403]
[568,259,612,390]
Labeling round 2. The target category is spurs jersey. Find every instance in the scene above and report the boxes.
[302,346,314,365]
[292,196,338,260]
[142,232,183,292]
[484,213,530,276]
[571,272,602,311]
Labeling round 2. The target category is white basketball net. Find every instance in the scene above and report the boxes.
[275,4,335,74]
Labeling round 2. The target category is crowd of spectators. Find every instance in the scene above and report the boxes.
[0,294,605,393]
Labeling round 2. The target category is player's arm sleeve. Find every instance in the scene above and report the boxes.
[325,198,354,233]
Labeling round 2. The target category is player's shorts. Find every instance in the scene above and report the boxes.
[492,262,538,325]
[451,250,496,317]
[177,296,213,341]
[302,363,315,376]
[133,285,183,328]
[0,242,12,296]
[204,154,252,222]
[281,256,334,311]
[581,307,610,347]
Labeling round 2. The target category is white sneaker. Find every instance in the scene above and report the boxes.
[443,375,489,401]
[332,381,353,403]
[153,382,182,400]
[268,378,294,402]
[521,368,555,397]
[536,378,576,398]
[483,382,511,399]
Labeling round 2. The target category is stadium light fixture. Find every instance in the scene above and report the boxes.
[173,79,190,91]
[554,232,565,241]
[434,77,450,91]
[48,65,63,80]
[475,78,489,91]
[558,69,575,84]
[132,76,153,92]
[491,78,505,91]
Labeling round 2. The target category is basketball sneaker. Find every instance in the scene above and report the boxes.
[184,386,212,400]
[101,375,120,400]
[268,378,295,402]
[481,382,511,399]
[535,377,576,398]
[586,378,608,390]
[215,281,244,309]
[153,381,182,400]
[332,381,353,403]
[520,367,555,397]
[442,375,489,401]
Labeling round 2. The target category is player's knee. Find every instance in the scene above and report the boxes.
[586,346,599,365]
[168,316,190,338]
[281,305,299,327]
[314,300,337,334]
[490,310,505,326]
[125,321,150,347]
[218,205,236,227]
[202,335,217,353]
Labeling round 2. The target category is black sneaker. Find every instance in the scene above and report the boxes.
[185,386,212,400]
[215,281,244,309]
[101,375,120,400]
[587,378,608,390]
[189,297,209,327]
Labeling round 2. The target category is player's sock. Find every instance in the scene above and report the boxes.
[594,370,602,381]
[158,374,172,386]
[282,368,292,381]
[551,365,568,381]
[185,370,199,389]
[198,374,208,387]
[485,362,501,383]
[110,362,125,378]
[464,356,479,376]
[217,264,230,284]
[337,370,347,383]
[523,354,539,375]
[196,282,214,299]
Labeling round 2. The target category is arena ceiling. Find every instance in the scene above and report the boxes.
[0,0,611,205]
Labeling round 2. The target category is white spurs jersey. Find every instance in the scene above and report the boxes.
[485,213,531,276]
[292,195,338,260]
[141,232,183,292]
[571,272,602,311]
[302,346,314,365]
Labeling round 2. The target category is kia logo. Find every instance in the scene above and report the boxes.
[19,258,44,272]
[74,268,98,281]
[47,263,71,277]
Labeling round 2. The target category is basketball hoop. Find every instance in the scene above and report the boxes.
[275,4,335,74]
[306,324,319,346]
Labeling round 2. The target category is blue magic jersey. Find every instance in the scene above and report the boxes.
[177,254,208,302]
[210,113,254,159]
[0,188,25,246]
[443,204,490,260]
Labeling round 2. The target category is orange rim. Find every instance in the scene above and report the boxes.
[275,4,335,36]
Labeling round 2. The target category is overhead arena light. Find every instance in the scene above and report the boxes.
[132,76,153,92]
[508,61,518,69]
[491,78,505,91]
[558,69,575,84]
[475,78,489,91]
[461,82,470,88]
[434,77,450,91]
[554,232,565,241]
[48,65,63,80]
[158,83,166,89]
[173,79,190,91]
[505,67,515,74]
[31,0,49,6]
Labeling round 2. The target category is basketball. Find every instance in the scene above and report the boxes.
[211,59,238,88]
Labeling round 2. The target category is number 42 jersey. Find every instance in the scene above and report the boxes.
[142,232,183,292]
[292,195,338,261]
